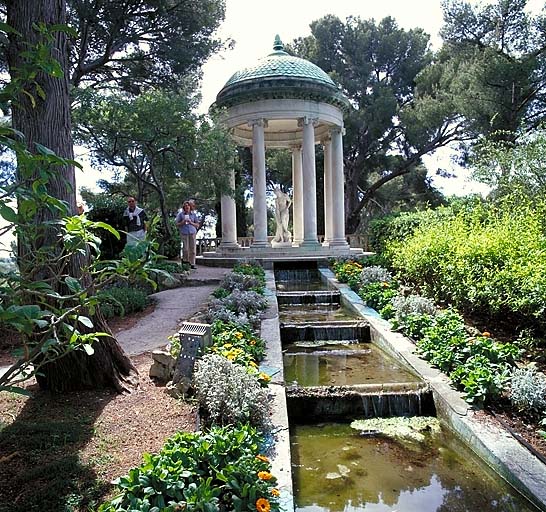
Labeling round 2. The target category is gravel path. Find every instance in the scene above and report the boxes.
[117,265,230,355]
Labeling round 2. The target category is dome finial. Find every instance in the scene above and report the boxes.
[273,34,284,51]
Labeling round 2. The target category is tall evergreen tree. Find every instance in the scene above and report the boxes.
[292,15,462,233]
[426,0,546,143]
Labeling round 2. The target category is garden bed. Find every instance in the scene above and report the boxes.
[0,352,197,511]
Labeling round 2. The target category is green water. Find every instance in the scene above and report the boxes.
[279,304,356,323]
[291,423,538,512]
[284,342,419,386]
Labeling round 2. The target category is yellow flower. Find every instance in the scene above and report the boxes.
[381,281,389,287]
[270,489,280,497]
[223,343,233,349]
[482,331,491,337]
[235,331,244,339]
[259,372,271,383]
[249,339,256,346]
[256,454,269,462]
[249,361,258,368]
[258,471,273,480]
[256,498,271,512]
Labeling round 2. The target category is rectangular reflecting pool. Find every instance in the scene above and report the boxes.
[290,423,539,512]
[283,342,419,387]
[279,304,356,323]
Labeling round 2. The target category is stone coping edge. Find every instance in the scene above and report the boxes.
[261,270,294,512]
[319,268,546,512]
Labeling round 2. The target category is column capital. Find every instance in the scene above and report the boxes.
[330,124,345,136]
[290,143,302,151]
[248,118,268,128]
[321,136,331,147]
[298,116,319,128]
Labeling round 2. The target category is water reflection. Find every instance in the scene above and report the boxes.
[284,343,419,386]
[279,304,356,323]
[291,423,537,512]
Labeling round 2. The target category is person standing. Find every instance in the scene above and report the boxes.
[176,200,199,268]
[123,196,147,246]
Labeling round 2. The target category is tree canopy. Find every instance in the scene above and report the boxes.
[428,0,546,141]
[291,15,459,232]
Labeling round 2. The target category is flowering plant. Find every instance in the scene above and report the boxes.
[331,259,364,289]
[98,425,280,512]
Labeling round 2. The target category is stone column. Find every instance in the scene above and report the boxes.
[220,168,239,248]
[330,125,348,246]
[300,117,319,247]
[322,137,332,246]
[291,145,303,246]
[250,119,269,247]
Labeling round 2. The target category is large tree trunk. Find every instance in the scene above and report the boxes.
[6,0,138,392]
[344,161,363,234]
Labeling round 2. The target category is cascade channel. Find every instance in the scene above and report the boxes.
[274,262,540,512]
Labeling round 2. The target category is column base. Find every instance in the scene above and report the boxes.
[322,240,332,247]
[219,241,241,249]
[251,240,270,248]
[299,239,321,248]
[328,238,349,247]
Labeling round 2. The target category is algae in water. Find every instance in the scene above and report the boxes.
[350,416,441,445]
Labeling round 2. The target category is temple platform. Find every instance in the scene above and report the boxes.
[198,246,368,268]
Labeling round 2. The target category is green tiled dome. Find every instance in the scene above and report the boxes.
[214,35,349,111]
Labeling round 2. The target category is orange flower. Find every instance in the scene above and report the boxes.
[482,331,491,337]
[256,454,269,463]
[256,498,271,512]
[270,488,280,497]
[258,471,273,480]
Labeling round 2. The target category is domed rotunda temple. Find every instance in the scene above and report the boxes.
[209,35,356,258]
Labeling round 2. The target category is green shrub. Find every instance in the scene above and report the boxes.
[331,259,365,289]
[416,309,468,373]
[233,262,265,287]
[98,286,151,319]
[152,260,187,274]
[387,197,546,332]
[210,320,266,364]
[449,355,511,405]
[358,281,397,313]
[390,295,437,340]
[212,287,230,299]
[151,216,181,259]
[416,309,517,404]
[369,208,452,255]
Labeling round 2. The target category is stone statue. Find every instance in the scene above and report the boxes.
[273,187,292,244]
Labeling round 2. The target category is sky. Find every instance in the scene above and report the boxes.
[198,0,447,113]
